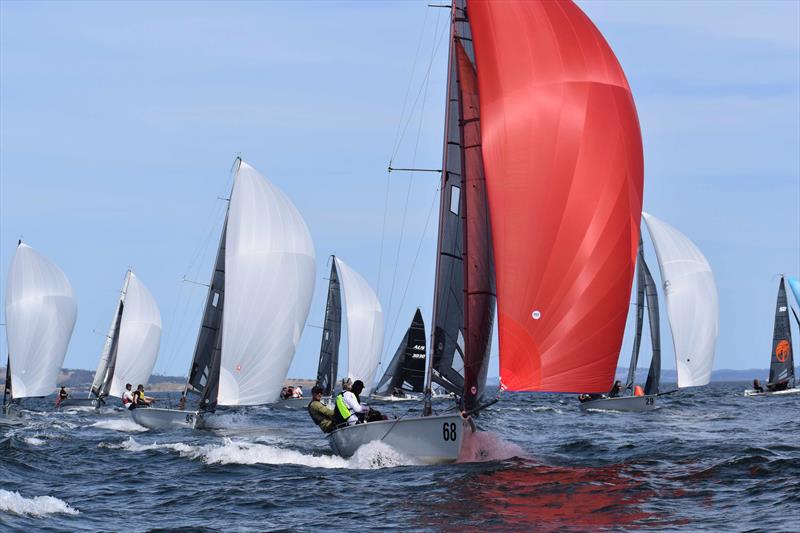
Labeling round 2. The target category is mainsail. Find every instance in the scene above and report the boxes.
[642,212,718,388]
[315,259,342,396]
[430,0,496,409]
[768,277,794,387]
[375,309,426,395]
[335,257,384,397]
[625,238,661,396]
[469,0,644,392]
[4,243,77,398]
[90,272,129,399]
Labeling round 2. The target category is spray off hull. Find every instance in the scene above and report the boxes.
[130,407,203,430]
[327,413,466,464]
[579,395,656,412]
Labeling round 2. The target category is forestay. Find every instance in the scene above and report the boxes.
[5,243,77,398]
[217,161,316,406]
[335,257,383,397]
[108,272,162,397]
[642,212,718,388]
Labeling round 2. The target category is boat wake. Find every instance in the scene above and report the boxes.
[98,436,419,470]
[458,430,526,463]
[0,489,79,517]
[24,436,46,446]
[90,419,148,433]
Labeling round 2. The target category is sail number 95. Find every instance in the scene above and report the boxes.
[442,422,457,441]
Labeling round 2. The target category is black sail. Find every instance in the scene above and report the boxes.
[430,0,495,405]
[315,260,342,396]
[642,255,661,396]
[376,309,426,395]
[184,215,227,411]
[625,240,646,392]
[768,277,794,387]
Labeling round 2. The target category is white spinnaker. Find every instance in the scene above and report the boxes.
[109,272,162,398]
[642,212,718,388]
[4,244,77,398]
[217,160,316,405]
[335,257,384,396]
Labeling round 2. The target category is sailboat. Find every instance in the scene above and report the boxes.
[327,0,644,463]
[371,308,426,401]
[3,242,77,420]
[59,270,162,409]
[580,212,719,411]
[131,158,316,429]
[744,275,799,396]
[279,255,382,410]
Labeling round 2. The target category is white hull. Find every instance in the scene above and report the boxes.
[58,398,99,408]
[370,393,420,402]
[327,413,466,464]
[579,395,656,412]
[744,387,800,397]
[129,407,203,430]
[275,397,312,409]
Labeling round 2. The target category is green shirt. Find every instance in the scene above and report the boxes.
[308,400,335,433]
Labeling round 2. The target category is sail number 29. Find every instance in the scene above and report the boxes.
[442,422,457,441]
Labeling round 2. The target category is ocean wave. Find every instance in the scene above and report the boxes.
[0,490,79,517]
[24,437,45,446]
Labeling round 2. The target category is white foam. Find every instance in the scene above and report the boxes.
[0,490,79,517]
[24,437,45,446]
[90,419,148,433]
[458,430,526,463]
[100,436,417,469]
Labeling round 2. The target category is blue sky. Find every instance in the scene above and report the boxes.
[1,0,798,381]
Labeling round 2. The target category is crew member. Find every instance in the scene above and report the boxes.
[307,385,335,433]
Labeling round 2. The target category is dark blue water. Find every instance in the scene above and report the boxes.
[1,383,798,532]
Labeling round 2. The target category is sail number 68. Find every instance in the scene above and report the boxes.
[442,422,457,441]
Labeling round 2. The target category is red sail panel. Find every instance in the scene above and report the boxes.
[468,0,644,392]
[456,40,496,408]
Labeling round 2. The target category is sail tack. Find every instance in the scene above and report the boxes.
[217,161,316,406]
[469,0,644,392]
[642,212,718,388]
[5,244,77,398]
[335,257,383,397]
[108,273,162,398]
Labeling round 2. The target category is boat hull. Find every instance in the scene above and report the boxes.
[275,397,314,410]
[327,413,466,464]
[129,407,202,430]
[370,393,420,402]
[579,395,656,412]
[744,387,800,397]
[58,398,98,408]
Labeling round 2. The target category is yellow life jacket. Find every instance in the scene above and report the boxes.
[334,393,351,422]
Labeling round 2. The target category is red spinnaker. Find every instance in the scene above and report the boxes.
[468,0,644,392]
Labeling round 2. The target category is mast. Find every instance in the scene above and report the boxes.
[315,257,342,396]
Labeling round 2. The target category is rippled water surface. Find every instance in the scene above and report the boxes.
[1,382,798,532]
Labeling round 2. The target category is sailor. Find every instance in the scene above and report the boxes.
[56,386,69,406]
[122,383,135,409]
[609,381,623,398]
[133,384,155,408]
[307,385,335,433]
[332,379,368,426]
[293,385,303,398]
[752,379,764,393]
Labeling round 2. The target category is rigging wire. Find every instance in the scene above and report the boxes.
[377,8,431,298]
[382,11,449,364]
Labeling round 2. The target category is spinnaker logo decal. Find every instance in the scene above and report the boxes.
[775,340,790,363]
